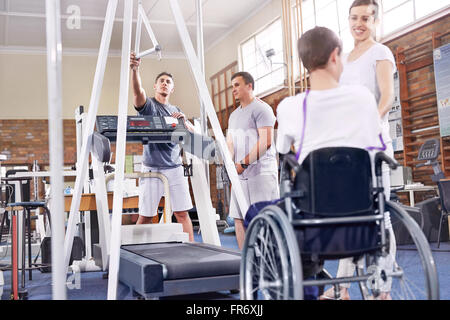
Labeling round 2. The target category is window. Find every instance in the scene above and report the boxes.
[240,19,285,96]
[381,0,450,36]
[295,0,449,52]
[291,0,355,79]
[294,0,355,53]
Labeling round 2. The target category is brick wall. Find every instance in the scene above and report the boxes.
[0,119,143,167]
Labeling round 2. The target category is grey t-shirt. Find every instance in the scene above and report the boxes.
[136,97,183,168]
[227,98,278,179]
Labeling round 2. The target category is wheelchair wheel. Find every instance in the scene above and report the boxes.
[355,201,439,300]
[240,205,303,300]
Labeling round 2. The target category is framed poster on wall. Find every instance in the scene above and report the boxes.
[389,71,403,152]
[433,43,450,137]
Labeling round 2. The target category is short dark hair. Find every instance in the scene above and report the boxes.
[349,0,379,19]
[155,71,173,83]
[231,71,255,91]
[297,27,342,72]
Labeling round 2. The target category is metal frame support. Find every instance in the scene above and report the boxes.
[135,0,161,60]
[196,0,210,189]
[53,0,249,300]
[45,0,66,300]
[169,0,249,216]
[107,0,133,300]
[63,0,118,277]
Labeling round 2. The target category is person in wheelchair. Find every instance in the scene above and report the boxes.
[241,26,438,301]
[276,26,394,300]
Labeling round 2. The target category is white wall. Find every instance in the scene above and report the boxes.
[0,52,200,119]
[0,0,283,120]
[204,0,282,93]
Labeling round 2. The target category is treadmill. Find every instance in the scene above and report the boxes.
[94,115,241,299]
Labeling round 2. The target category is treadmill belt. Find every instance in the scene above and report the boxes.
[122,242,241,280]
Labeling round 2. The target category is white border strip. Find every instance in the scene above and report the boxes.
[107,0,133,300]
[45,0,66,300]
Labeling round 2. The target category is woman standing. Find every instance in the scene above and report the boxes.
[320,0,397,300]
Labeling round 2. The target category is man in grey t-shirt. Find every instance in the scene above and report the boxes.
[226,71,279,249]
[130,52,195,242]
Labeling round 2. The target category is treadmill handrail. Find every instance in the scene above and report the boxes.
[105,172,171,223]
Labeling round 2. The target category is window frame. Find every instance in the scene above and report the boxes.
[238,16,286,98]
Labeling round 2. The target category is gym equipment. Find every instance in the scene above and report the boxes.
[241,148,439,300]
[5,201,52,300]
[414,138,449,245]
[96,115,187,144]
[46,0,248,300]
[119,242,240,299]
[40,236,84,273]
[96,115,216,161]
[436,180,450,247]
[88,123,241,299]
[416,138,445,182]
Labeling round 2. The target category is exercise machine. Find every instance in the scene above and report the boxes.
[414,138,449,244]
[46,0,248,299]
[92,115,241,298]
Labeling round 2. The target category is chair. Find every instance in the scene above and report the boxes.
[436,180,450,248]
[240,147,439,300]
[6,201,51,300]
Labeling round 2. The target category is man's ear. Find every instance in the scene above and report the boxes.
[329,47,340,65]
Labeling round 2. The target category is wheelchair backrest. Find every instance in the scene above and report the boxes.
[294,147,373,216]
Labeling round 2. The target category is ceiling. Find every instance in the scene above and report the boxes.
[0,0,271,57]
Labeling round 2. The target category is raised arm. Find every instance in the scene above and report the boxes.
[130,51,147,109]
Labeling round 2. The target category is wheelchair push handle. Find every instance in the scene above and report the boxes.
[281,153,301,174]
[375,152,398,176]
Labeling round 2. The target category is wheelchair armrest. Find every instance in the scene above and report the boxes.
[375,152,398,177]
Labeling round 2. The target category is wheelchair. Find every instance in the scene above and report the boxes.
[240,147,439,300]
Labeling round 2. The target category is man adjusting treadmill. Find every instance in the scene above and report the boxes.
[130,51,195,242]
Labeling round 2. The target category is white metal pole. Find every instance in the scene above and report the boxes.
[45,0,66,300]
[196,0,210,188]
[107,0,133,300]
[75,107,92,260]
[168,0,249,216]
[63,0,118,272]
[135,2,161,60]
[134,1,142,55]
[138,3,158,46]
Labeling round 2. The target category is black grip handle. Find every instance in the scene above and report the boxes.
[375,152,398,177]
[281,153,301,174]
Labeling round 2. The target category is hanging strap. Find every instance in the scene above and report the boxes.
[295,89,310,161]
[366,133,387,152]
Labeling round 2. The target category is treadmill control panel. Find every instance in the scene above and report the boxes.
[95,115,187,144]
[96,115,184,134]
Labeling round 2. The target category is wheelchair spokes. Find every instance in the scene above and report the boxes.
[241,206,303,300]
[243,214,289,300]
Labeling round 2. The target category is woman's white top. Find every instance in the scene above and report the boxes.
[339,42,397,146]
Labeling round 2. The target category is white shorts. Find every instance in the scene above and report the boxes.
[229,172,280,220]
[138,165,193,217]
